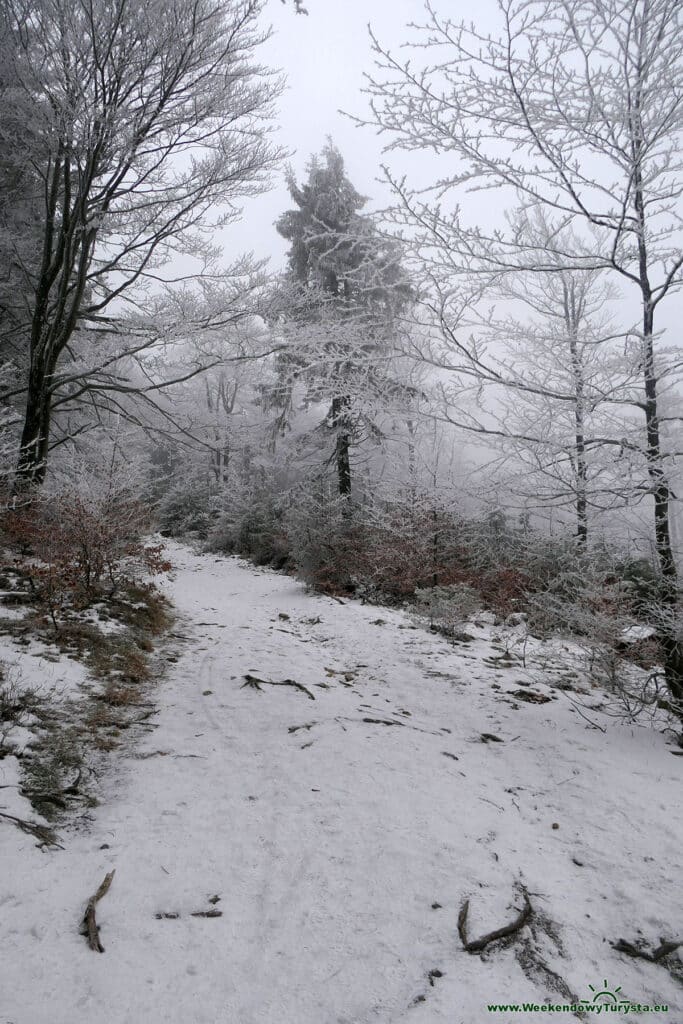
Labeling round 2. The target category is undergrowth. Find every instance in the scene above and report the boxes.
[0,491,174,823]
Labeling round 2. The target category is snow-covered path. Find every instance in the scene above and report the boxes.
[3,546,681,1023]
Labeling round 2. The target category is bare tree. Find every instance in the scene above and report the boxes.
[360,0,683,710]
[435,209,644,543]
[1,0,283,484]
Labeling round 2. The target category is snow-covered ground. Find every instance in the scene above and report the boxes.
[1,544,681,1024]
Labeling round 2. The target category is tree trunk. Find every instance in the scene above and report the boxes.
[331,395,352,497]
[406,418,417,503]
[569,347,588,546]
[635,242,683,709]
[15,362,53,486]
[642,317,683,711]
[630,27,682,712]
[565,281,588,544]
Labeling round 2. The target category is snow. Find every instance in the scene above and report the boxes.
[1,543,681,1023]
[621,625,658,643]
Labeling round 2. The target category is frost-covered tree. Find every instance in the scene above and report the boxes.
[361,0,683,711]
[275,141,412,496]
[1,0,282,484]
[145,316,279,537]
[434,210,642,543]
[0,23,40,399]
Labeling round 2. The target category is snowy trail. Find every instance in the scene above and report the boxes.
[2,545,681,1024]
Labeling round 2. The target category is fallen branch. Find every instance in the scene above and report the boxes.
[458,891,533,953]
[242,674,315,701]
[613,938,681,963]
[0,810,62,848]
[81,870,115,952]
[362,717,404,727]
[340,715,441,736]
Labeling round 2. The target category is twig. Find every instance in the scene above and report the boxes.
[362,716,404,727]
[242,674,315,700]
[458,891,533,953]
[0,809,62,848]
[614,938,680,963]
[563,694,607,733]
[330,714,441,734]
[81,870,115,952]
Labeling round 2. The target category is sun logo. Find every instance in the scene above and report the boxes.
[588,980,622,1004]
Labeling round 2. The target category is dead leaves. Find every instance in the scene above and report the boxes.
[508,689,553,704]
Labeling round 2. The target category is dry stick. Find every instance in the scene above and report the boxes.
[614,938,681,963]
[458,892,533,953]
[242,674,316,701]
[361,717,404,727]
[340,715,442,737]
[81,870,115,953]
[562,694,607,733]
[0,809,62,848]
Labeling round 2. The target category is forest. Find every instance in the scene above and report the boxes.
[1,1,682,1021]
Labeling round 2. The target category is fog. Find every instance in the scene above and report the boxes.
[223,0,501,267]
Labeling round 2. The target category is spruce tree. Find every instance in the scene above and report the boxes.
[275,141,410,497]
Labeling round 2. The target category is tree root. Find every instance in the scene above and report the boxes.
[458,890,533,953]
[242,674,315,700]
[80,870,115,952]
[614,938,680,963]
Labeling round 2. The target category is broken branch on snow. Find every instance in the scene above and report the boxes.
[458,891,533,953]
[613,938,681,963]
[0,810,62,848]
[81,870,115,952]
[242,674,315,700]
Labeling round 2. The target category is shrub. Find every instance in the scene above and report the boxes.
[414,583,481,632]
[283,488,360,593]
[1,488,170,626]
[156,475,218,538]
[208,481,291,568]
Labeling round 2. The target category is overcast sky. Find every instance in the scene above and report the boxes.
[224,0,483,268]
[223,0,676,341]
